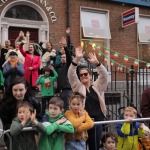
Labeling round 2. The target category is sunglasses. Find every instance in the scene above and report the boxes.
[80,72,88,77]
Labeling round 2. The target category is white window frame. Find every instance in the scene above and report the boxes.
[80,7,111,39]
[138,15,150,43]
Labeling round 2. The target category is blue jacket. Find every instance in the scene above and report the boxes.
[116,122,144,150]
[3,61,24,88]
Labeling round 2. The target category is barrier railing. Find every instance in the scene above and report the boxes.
[0,117,150,150]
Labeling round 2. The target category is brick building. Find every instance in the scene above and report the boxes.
[0,0,150,69]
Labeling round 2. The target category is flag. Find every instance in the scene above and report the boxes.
[104,48,110,55]
[104,56,108,63]
[124,55,129,62]
[91,20,100,29]
[111,60,114,66]
[114,52,119,58]
[97,51,102,58]
[119,65,123,71]
[88,40,93,47]
[134,59,139,66]
[92,46,96,53]
[146,63,150,68]
[95,45,101,51]
[145,26,150,34]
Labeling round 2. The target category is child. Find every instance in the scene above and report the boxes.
[116,106,144,150]
[65,92,94,150]
[99,133,117,150]
[138,124,150,150]
[36,66,58,115]
[10,101,45,150]
[38,97,74,150]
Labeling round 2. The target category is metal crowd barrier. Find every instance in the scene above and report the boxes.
[0,118,150,150]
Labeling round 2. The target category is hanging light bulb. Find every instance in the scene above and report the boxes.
[81,41,84,48]
[92,43,96,48]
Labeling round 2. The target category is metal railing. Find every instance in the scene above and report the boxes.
[0,117,150,150]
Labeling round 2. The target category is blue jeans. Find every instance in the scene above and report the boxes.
[87,124,102,150]
[65,139,86,150]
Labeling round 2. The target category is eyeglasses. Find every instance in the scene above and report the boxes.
[79,72,88,77]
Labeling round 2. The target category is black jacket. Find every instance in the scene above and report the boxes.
[0,96,42,130]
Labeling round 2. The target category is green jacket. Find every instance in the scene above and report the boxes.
[0,69,4,86]
[10,117,45,150]
[38,111,74,150]
[36,70,58,96]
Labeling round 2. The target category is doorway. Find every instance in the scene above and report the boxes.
[9,27,38,48]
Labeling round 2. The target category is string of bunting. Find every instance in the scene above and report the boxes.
[82,40,150,71]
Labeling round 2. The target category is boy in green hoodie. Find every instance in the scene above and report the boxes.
[38,96,74,150]
[36,65,58,115]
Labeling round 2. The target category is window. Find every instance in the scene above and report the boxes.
[138,16,150,68]
[80,8,111,68]
[81,8,111,39]
[5,5,43,21]
[138,16,150,43]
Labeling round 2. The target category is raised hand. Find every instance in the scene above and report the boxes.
[75,46,84,59]
[31,110,38,125]
[88,53,99,65]
[30,109,36,121]
[26,31,30,37]
[139,123,144,129]
[49,65,54,70]
[66,27,70,35]
[19,31,24,37]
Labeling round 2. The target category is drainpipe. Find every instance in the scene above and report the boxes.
[66,0,70,27]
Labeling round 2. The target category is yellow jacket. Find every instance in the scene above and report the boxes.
[65,110,94,140]
[116,122,144,150]
[138,138,150,150]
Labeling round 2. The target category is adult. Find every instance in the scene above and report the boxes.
[68,46,108,150]
[141,88,150,127]
[19,43,40,91]
[55,28,73,71]
[40,42,56,70]
[0,40,13,70]
[0,77,42,131]
[56,37,72,111]
[15,31,30,51]
[3,42,25,67]
[39,40,53,56]
[3,51,24,90]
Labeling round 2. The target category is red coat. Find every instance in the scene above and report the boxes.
[20,45,40,87]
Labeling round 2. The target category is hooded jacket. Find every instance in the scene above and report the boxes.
[116,122,144,150]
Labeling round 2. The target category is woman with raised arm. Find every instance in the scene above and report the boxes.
[68,46,108,150]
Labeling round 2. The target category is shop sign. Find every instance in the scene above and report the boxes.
[0,0,57,23]
[110,0,150,7]
[122,7,139,27]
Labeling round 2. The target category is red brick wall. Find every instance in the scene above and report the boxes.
[0,0,150,67]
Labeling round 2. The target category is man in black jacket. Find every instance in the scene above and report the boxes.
[56,37,72,111]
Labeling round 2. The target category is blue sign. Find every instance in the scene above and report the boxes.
[110,0,150,7]
[122,7,139,27]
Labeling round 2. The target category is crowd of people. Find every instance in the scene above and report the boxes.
[0,29,149,150]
